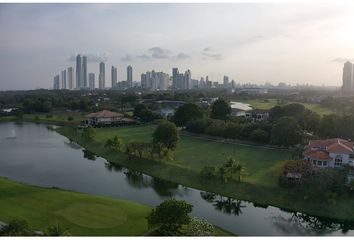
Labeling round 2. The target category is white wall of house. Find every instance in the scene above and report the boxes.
[328,152,351,167]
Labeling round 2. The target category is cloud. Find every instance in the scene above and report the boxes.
[332,58,354,63]
[68,52,109,62]
[201,48,223,61]
[147,47,171,59]
[121,55,133,61]
[175,52,190,60]
[136,54,150,60]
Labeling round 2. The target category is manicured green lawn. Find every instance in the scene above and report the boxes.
[95,125,290,187]
[0,177,150,236]
[239,98,333,116]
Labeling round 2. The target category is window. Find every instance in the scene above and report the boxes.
[335,155,342,166]
[323,161,327,166]
[313,160,317,165]
[318,161,322,166]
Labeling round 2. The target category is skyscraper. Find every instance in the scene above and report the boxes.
[89,73,95,90]
[127,65,133,88]
[111,66,118,88]
[61,70,66,89]
[99,61,105,90]
[82,55,88,88]
[141,73,147,88]
[342,61,353,93]
[53,75,60,90]
[67,67,74,90]
[223,76,229,88]
[184,69,191,90]
[76,54,82,89]
[172,68,179,89]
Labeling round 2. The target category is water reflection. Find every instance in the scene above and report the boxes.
[82,149,96,161]
[104,161,124,172]
[200,191,246,216]
[64,140,81,149]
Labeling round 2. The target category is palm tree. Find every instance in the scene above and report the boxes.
[44,223,70,236]
[234,161,247,182]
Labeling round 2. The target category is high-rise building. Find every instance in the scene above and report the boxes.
[82,55,88,88]
[111,66,118,88]
[89,73,95,90]
[127,65,133,88]
[141,70,169,91]
[141,73,147,88]
[342,61,353,93]
[61,70,67,89]
[183,69,191,89]
[99,61,105,90]
[172,68,179,89]
[76,54,82,89]
[67,67,74,90]
[53,75,60,90]
[223,76,229,88]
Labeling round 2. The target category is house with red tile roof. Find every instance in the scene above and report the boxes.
[85,110,135,126]
[303,138,354,168]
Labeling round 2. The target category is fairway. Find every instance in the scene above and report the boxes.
[0,177,150,236]
[95,125,291,187]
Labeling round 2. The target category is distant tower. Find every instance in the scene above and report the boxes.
[82,55,88,88]
[67,67,74,90]
[89,73,95,90]
[342,61,353,93]
[53,75,60,90]
[127,65,133,88]
[223,76,229,88]
[99,61,105,90]
[61,70,66,89]
[111,66,117,88]
[172,68,179,89]
[76,54,82,89]
[184,69,191,89]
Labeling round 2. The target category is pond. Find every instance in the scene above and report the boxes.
[0,122,353,236]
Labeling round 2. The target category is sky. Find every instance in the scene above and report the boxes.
[0,3,354,90]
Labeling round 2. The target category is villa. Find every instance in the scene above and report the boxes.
[303,138,354,168]
[85,110,135,126]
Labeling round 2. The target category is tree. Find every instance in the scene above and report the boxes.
[185,217,214,236]
[146,198,193,236]
[292,144,304,160]
[271,116,303,147]
[112,136,123,151]
[81,126,96,141]
[173,103,204,127]
[200,166,217,181]
[300,109,320,133]
[223,157,247,182]
[153,121,179,151]
[210,99,231,120]
[133,104,147,118]
[44,223,71,236]
[249,129,269,143]
[0,219,34,236]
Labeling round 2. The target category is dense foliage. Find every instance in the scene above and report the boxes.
[146,198,193,235]
[210,99,231,120]
[153,121,179,150]
[173,103,204,127]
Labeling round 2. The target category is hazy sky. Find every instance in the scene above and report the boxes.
[0,3,354,90]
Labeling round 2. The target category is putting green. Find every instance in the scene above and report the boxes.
[56,203,128,229]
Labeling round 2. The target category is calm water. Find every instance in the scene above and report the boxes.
[0,122,353,236]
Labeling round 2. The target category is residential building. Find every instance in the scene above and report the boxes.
[111,66,117,88]
[82,55,87,88]
[61,70,66,89]
[99,61,105,90]
[342,61,353,93]
[127,65,133,88]
[223,75,229,88]
[89,73,95,90]
[67,67,74,90]
[85,110,135,126]
[76,54,82,89]
[53,75,60,90]
[303,138,354,168]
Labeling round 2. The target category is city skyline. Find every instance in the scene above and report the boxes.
[1,3,354,90]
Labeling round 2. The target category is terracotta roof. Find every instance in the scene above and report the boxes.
[87,110,124,118]
[304,150,332,160]
[307,138,354,154]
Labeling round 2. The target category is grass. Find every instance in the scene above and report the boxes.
[0,177,233,236]
[57,125,354,221]
[94,125,290,187]
[0,112,86,125]
[238,98,334,116]
[0,177,150,236]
